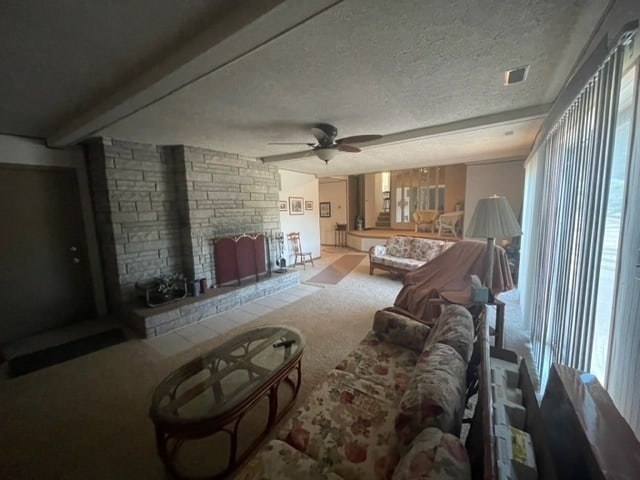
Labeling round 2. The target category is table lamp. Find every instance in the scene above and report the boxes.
[466,195,522,290]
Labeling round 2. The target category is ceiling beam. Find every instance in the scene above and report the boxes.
[260,104,551,164]
[46,0,343,147]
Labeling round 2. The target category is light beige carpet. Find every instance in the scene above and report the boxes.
[0,255,528,479]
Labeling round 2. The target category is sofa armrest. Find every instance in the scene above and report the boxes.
[372,309,431,352]
[369,245,387,257]
[382,306,426,324]
[392,427,470,480]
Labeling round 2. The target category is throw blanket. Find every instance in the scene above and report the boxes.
[394,240,513,324]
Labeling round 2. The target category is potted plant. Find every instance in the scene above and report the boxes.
[156,273,185,299]
[136,273,187,307]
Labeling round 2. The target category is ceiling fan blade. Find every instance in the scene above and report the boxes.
[311,127,330,144]
[268,142,316,146]
[260,149,316,163]
[337,144,361,153]
[335,134,382,144]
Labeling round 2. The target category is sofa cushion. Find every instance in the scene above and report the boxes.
[237,439,344,480]
[372,310,431,352]
[409,238,447,262]
[395,343,467,452]
[335,331,419,402]
[386,236,412,257]
[370,255,425,271]
[424,305,474,362]
[391,427,471,480]
[278,369,400,480]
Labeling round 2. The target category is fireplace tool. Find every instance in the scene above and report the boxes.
[274,232,287,273]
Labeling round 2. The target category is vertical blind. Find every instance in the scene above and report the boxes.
[522,41,624,380]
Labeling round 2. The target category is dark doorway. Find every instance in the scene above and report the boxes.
[0,164,96,342]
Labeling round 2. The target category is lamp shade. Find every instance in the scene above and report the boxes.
[466,195,521,239]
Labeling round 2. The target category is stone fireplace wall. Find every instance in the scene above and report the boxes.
[86,138,281,313]
[175,145,281,284]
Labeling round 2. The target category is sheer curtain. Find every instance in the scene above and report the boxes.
[521,32,636,391]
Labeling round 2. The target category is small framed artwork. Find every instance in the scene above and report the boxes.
[279,200,287,211]
[320,202,331,217]
[289,196,304,215]
[305,200,313,210]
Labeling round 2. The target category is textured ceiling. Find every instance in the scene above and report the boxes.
[0,0,610,175]
[0,0,238,136]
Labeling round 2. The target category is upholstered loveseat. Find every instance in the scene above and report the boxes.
[369,236,454,276]
[238,305,475,480]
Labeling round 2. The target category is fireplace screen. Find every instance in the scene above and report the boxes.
[214,233,270,287]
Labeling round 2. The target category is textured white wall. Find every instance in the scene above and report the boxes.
[279,170,321,259]
[463,160,525,241]
[319,180,348,245]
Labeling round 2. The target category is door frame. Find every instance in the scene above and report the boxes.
[0,135,107,316]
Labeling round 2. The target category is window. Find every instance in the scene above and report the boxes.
[521,32,636,391]
[392,168,445,225]
[591,63,637,382]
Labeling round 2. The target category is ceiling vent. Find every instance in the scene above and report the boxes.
[504,65,529,85]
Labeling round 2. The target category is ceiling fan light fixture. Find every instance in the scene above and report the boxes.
[315,148,337,163]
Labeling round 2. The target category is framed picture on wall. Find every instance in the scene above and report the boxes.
[289,196,304,215]
[305,200,313,210]
[279,200,287,211]
[319,202,331,217]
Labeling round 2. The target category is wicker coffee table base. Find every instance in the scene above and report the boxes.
[153,358,302,479]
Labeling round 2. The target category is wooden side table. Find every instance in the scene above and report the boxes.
[335,223,347,247]
[438,291,506,349]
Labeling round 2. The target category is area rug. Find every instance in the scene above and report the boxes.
[306,254,366,285]
[8,328,127,378]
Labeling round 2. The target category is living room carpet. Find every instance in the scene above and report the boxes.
[8,328,127,377]
[306,254,366,285]
[0,253,532,480]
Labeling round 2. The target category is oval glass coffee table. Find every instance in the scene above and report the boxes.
[149,325,305,479]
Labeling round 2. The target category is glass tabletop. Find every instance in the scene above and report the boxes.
[150,325,304,423]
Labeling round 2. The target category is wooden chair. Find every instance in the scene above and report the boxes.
[287,232,314,269]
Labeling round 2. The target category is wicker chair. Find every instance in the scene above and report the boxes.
[436,211,464,237]
[412,209,440,232]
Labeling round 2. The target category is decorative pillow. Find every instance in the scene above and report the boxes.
[395,343,467,452]
[386,236,413,257]
[425,305,474,362]
[391,427,471,480]
[370,245,388,257]
[373,310,431,353]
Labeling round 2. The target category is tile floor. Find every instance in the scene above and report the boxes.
[144,282,322,357]
[1,246,350,376]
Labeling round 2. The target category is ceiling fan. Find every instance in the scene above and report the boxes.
[268,123,382,164]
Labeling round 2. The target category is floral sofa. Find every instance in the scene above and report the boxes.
[369,236,454,276]
[238,305,475,480]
